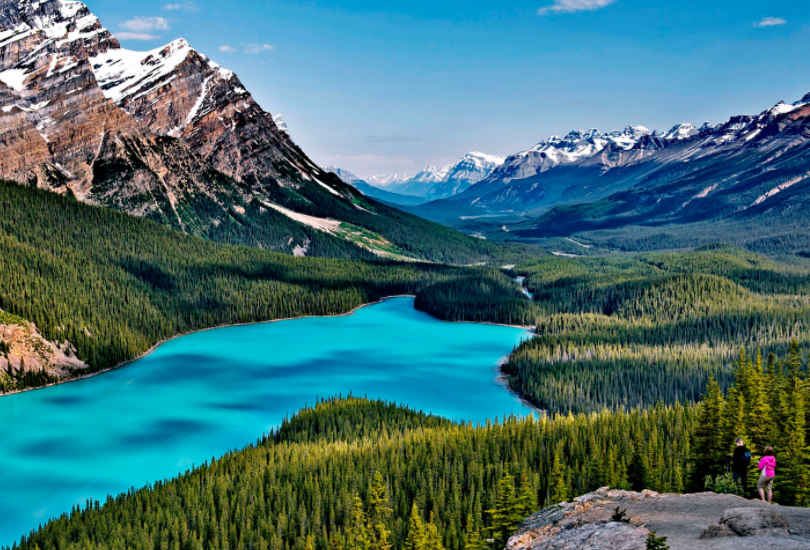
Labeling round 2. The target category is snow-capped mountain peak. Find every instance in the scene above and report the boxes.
[412,164,451,184]
[464,151,507,167]
[367,173,411,186]
[661,123,698,141]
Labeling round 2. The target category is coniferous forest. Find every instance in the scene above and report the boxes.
[502,246,810,413]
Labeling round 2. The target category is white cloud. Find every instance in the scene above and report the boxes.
[219,45,237,53]
[163,2,198,11]
[116,31,162,40]
[243,43,274,54]
[537,0,616,15]
[754,17,786,28]
[120,16,171,32]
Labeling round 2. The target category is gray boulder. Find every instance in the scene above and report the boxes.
[701,507,790,538]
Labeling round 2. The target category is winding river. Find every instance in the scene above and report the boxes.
[0,298,531,546]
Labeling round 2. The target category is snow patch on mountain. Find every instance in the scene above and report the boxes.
[660,123,698,141]
[273,114,288,134]
[0,68,30,91]
[260,200,341,233]
[91,38,195,104]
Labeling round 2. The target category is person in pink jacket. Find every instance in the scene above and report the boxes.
[757,446,776,504]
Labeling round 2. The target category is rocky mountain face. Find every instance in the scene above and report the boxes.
[486,126,654,185]
[0,0,350,237]
[0,309,86,389]
[425,152,506,200]
[0,0,506,264]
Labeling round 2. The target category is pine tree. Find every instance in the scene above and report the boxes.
[723,386,747,454]
[627,434,648,492]
[486,473,521,550]
[463,514,486,550]
[368,471,393,550]
[346,494,371,550]
[517,472,537,516]
[549,455,569,504]
[424,516,445,550]
[688,377,726,491]
[404,504,426,550]
[781,379,810,505]
[746,350,772,454]
[645,531,669,550]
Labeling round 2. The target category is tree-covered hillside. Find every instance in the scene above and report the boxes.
[502,245,810,413]
[9,396,695,550]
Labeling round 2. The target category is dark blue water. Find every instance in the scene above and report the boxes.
[0,297,531,546]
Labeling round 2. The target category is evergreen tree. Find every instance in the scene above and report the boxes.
[780,380,810,505]
[486,473,521,550]
[517,473,537,517]
[549,455,569,504]
[369,472,393,550]
[688,378,726,491]
[404,504,426,550]
[346,494,371,550]
[424,518,445,550]
[627,434,649,492]
[462,515,486,550]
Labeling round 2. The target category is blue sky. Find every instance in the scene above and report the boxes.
[90,0,809,177]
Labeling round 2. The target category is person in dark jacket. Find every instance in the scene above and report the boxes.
[731,437,752,495]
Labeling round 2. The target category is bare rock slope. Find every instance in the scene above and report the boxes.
[508,488,810,550]
[0,309,86,387]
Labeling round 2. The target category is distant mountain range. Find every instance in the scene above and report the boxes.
[0,0,529,264]
[323,167,425,206]
[334,152,506,202]
[405,93,810,254]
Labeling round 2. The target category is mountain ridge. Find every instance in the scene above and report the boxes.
[401,91,810,255]
[0,0,534,264]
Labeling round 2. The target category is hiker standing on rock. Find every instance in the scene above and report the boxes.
[731,437,751,495]
[757,446,776,504]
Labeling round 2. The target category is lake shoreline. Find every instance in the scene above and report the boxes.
[2,295,534,398]
[495,355,543,415]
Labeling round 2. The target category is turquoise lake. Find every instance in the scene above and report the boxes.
[0,297,532,546]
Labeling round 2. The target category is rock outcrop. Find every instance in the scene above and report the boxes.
[0,309,86,389]
[701,507,790,538]
[508,487,810,550]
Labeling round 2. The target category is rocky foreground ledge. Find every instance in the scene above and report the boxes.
[508,487,810,550]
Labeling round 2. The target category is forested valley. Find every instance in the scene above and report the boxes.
[503,245,810,413]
